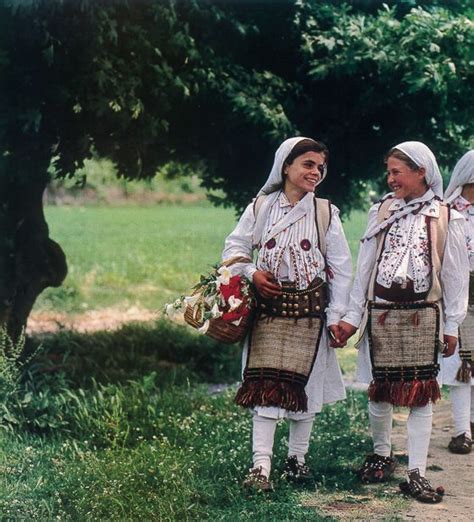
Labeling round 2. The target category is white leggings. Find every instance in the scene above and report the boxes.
[369,401,433,477]
[251,413,315,478]
[448,384,474,438]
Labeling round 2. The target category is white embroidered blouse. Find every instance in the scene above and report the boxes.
[344,197,469,337]
[375,198,437,294]
[451,195,474,272]
[222,191,352,326]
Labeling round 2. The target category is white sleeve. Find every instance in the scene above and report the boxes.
[221,203,258,281]
[441,213,469,337]
[325,206,353,326]
[343,204,380,328]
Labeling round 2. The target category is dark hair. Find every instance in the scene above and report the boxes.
[284,139,329,168]
[384,148,419,171]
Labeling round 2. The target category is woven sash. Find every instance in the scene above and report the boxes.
[457,273,474,382]
[367,301,441,407]
[234,315,323,412]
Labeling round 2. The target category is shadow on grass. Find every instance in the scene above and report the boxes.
[27,319,242,389]
[0,321,400,519]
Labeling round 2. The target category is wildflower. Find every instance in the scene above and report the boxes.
[216,265,232,287]
[198,320,210,334]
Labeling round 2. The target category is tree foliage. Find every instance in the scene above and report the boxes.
[0,0,473,332]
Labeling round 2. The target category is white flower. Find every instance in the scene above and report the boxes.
[228,295,242,311]
[216,266,231,287]
[198,320,210,334]
[183,294,200,307]
[164,303,184,321]
[210,303,223,318]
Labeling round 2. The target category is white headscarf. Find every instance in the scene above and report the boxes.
[257,137,327,196]
[253,136,328,245]
[444,150,474,204]
[395,141,443,198]
[362,141,443,242]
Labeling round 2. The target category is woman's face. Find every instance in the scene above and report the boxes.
[283,151,326,196]
[386,156,427,202]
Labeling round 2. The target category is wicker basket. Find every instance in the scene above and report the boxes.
[184,305,251,344]
[183,256,254,344]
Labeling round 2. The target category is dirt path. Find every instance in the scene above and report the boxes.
[314,383,474,521]
[392,399,474,521]
[27,307,159,334]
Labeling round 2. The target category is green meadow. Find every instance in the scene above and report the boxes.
[0,203,409,520]
[38,204,368,313]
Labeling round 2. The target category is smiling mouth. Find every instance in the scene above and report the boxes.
[305,177,318,184]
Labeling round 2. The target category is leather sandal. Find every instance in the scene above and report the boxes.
[448,433,472,454]
[399,468,443,503]
[357,453,397,483]
[242,466,273,492]
[281,455,314,485]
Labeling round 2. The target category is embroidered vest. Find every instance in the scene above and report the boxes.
[367,197,450,302]
[253,195,332,257]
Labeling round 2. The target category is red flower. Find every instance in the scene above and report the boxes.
[221,310,242,322]
[219,275,242,301]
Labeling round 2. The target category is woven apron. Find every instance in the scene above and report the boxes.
[235,281,325,413]
[457,272,474,383]
[367,301,441,407]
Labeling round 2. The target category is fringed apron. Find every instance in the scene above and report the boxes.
[367,301,441,407]
[235,278,326,412]
[457,272,474,383]
[361,198,449,407]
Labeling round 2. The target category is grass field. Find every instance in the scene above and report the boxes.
[37,204,368,314]
[0,203,401,520]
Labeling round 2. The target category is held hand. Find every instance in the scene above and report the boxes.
[252,270,282,299]
[442,335,457,358]
[338,320,358,344]
[328,324,346,348]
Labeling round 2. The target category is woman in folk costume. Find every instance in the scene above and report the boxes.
[338,141,469,503]
[442,150,474,455]
[222,137,352,491]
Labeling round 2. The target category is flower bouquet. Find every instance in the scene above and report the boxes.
[164,258,255,344]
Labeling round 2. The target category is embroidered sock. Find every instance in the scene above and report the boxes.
[368,401,393,457]
[407,403,433,476]
[288,414,315,464]
[252,414,277,478]
[449,384,472,438]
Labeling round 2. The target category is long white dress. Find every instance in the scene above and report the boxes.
[222,190,352,418]
[439,195,474,386]
[342,192,469,384]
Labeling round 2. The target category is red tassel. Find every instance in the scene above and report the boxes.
[412,311,420,326]
[368,378,441,407]
[377,311,389,326]
[235,379,308,412]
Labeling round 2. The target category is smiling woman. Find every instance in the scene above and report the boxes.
[283,150,327,201]
[385,149,427,203]
[219,136,353,492]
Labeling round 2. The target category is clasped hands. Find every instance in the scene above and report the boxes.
[252,271,457,355]
[328,323,457,357]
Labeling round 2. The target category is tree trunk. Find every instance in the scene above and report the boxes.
[0,172,67,340]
